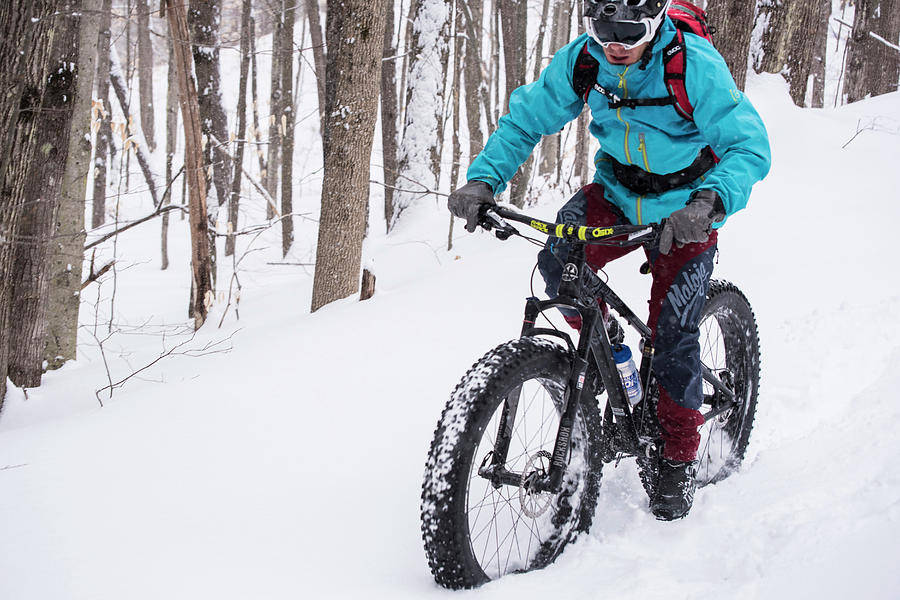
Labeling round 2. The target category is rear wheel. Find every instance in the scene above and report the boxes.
[694,280,760,486]
[421,337,603,589]
[637,280,760,495]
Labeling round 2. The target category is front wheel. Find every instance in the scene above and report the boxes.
[421,337,603,589]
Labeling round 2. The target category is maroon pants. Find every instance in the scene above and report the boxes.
[537,184,715,461]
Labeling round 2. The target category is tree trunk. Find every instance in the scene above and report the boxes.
[450,1,463,191]
[8,1,80,387]
[381,0,399,228]
[305,0,327,132]
[539,0,570,178]
[311,0,386,311]
[392,0,452,228]
[189,0,233,217]
[109,46,162,207]
[786,0,821,106]
[491,0,501,132]
[399,0,419,135]
[500,0,530,207]
[845,0,900,103]
[162,29,177,270]
[810,0,830,108]
[462,0,485,164]
[0,1,64,402]
[227,0,253,257]
[574,17,589,187]
[249,17,268,201]
[45,0,103,370]
[705,0,755,90]
[280,0,296,257]
[92,0,113,228]
[0,2,47,404]
[166,0,214,329]
[755,0,821,105]
[265,9,283,218]
[137,0,156,152]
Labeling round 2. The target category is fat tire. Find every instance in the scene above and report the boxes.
[421,337,603,589]
[636,279,761,496]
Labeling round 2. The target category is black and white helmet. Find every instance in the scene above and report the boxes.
[584,0,671,49]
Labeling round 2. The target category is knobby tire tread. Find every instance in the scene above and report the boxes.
[421,337,602,589]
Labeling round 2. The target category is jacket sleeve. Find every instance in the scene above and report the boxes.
[684,37,771,216]
[466,39,586,195]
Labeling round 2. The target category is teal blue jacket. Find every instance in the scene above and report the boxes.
[467,19,771,226]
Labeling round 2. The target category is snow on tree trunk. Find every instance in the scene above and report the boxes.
[392,0,452,229]
[189,0,233,217]
[109,45,162,207]
[311,0,386,311]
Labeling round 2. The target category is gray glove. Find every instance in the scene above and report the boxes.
[448,180,495,233]
[659,189,726,255]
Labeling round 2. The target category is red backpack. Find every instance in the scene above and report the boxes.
[573,0,714,121]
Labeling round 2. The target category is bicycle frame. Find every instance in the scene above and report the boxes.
[477,206,738,495]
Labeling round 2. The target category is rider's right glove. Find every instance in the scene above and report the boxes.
[659,189,726,255]
[448,180,495,233]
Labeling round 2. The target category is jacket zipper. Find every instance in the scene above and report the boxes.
[638,133,651,172]
[636,196,643,225]
[615,67,632,165]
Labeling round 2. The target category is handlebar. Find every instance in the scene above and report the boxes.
[480,204,659,247]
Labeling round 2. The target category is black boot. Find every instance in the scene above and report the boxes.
[650,458,698,521]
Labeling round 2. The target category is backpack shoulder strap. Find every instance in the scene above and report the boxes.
[573,42,599,102]
[663,29,694,121]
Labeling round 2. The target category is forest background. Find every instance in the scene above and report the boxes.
[0,1,898,437]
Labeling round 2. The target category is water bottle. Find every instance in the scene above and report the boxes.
[613,345,642,406]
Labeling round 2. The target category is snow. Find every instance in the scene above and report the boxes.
[3,24,900,600]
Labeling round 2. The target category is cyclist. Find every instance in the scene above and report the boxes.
[448,0,770,520]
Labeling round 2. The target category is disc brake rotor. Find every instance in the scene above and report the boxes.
[519,450,553,518]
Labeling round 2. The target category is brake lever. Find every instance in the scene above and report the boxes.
[481,207,517,241]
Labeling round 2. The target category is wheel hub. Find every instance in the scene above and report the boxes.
[519,451,553,518]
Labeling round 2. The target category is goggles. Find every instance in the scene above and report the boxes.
[584,18,653,49]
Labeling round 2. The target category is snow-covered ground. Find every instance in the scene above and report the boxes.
[2,47,900,600]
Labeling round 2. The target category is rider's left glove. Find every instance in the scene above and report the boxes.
[448,180,495,233]
[659,189,726,255]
